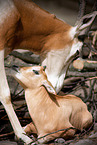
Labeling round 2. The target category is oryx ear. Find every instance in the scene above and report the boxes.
[42,80,57,95]
[76,11,97,34]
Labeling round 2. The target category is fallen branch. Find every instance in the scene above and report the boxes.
[63,77,83,86]
[92,30,97,46]
[10,51,40,64]
[73,59,97,70]
[0,131,14,138]
[62,77,83,93]
[67,71,97,77]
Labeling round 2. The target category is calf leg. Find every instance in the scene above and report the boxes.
[58,122,76,140]
[37,122,76,144]
[81,110,93,130]
[0,49,32,144]
[72,110,93,131]
[24,122,37,135]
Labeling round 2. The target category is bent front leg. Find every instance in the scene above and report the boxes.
[24,122,37,135]
[0,49,32,144]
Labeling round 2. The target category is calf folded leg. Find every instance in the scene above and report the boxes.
[71,110,93,131]
[81,110,93,130]
[0,49,32,144]
[37,122,76,143]
[24,122,37,135]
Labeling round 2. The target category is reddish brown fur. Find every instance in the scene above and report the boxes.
[1,0,72,55]
[0,0,80,93]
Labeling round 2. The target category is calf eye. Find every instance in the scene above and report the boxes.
[33,70,39,75]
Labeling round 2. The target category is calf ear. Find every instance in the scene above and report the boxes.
[42,80,57,95]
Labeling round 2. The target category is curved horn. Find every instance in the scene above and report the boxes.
[75,0,86,25]
[75,11,97,36]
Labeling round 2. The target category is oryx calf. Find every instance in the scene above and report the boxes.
[12,65,93,144]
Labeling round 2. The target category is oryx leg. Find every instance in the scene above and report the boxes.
[0,49,32,144]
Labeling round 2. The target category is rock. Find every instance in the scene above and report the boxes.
[54,138,65,144]
[70,139,97,145]
[89,132,97,139]
[7,76,23,95]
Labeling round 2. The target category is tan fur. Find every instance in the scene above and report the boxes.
[1,0,72,53]
[13,66,93,143]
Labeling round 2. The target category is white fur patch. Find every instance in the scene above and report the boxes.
[42,47,71,92]
[69,38,83,58]
[42,38,83,93]
[0,49,10,102]
[69,26,77,39]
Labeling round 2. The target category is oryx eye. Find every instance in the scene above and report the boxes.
[33,70,39,75]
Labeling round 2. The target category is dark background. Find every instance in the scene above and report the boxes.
[32,0,97,26]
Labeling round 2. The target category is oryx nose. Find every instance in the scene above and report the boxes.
[12,65,19,72]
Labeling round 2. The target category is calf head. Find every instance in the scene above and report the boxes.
[12,65,56,95]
